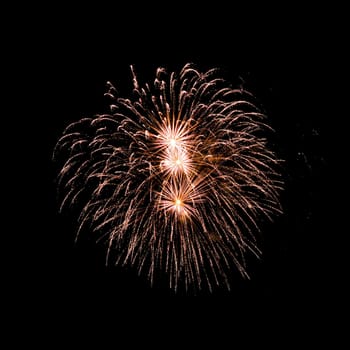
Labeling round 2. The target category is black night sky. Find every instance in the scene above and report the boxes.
[16,14,336,333]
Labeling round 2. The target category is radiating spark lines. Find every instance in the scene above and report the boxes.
[54,63,283,292]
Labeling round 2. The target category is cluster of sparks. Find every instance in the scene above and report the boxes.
[54,63,283,292]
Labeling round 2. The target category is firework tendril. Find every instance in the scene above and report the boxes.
[54,63,283,292]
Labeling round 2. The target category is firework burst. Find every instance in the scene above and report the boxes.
[54,63,283,292]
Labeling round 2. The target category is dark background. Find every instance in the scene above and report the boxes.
[12,12,337,338]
